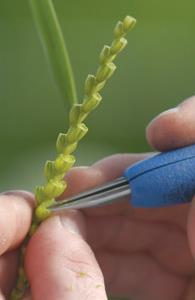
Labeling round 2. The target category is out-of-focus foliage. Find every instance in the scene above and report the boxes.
[1,0,195,191]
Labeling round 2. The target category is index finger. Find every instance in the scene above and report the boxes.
[146,96,195,151]
[0,191,34,254]
[61,153,149,216]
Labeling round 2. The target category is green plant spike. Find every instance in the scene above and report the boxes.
[10,14,136,300]
[30,0,78,106]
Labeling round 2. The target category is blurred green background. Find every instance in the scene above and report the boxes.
[0,0,195,192]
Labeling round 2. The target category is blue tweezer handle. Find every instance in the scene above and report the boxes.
[124,144,195,207]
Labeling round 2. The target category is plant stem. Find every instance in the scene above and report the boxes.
[10,14,136,299]
[29,0,78,106]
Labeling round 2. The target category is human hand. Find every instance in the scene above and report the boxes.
[3,96,195,300]
[50,95,195,300]
[0,191,34,300]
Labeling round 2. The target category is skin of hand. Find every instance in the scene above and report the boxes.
[1,96,195,300]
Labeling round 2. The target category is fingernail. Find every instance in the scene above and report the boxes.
[146,107,179,131]
[151,107,179,122]
[60,210,86,238]
[157,107,179,116]
[0,189,33,196]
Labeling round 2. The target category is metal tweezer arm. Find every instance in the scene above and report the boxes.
[49,177,130,212]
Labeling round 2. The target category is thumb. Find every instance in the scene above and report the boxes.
[25,211,107,300]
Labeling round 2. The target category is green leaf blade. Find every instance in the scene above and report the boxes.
[29,0,78,106]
